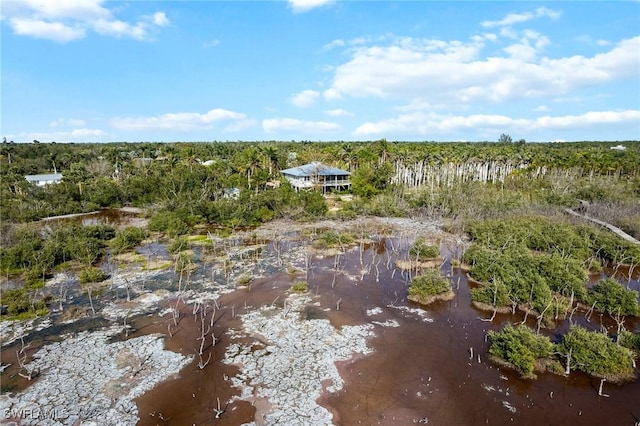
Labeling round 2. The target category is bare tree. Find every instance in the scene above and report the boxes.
[16,336,39,380]
[212,397,225,419]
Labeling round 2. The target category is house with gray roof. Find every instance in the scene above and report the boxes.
[280,162,350,193]
[25,173,63,186]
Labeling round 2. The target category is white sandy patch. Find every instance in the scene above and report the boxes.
[372,319,400,328]
[366,307,383,316]
[0,327,191,425]
[224,295,373,425]
[388,304,434,323]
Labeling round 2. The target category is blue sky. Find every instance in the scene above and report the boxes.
[1,0,639,143]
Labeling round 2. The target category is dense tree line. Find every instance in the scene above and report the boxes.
[1,140,639,222]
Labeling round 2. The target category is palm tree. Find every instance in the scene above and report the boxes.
[262,145,279,177]
[241,146,263,190]
[375,138,390,164]
[339,143,356,171]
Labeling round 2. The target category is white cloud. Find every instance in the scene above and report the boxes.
[288,0,334,13]
[4,0,110,21]
[111,108,249,132]
[503,30,549,61]
[323,39,345,50]
[533,105,550,112]
[2,0,170,42]
[262,118,341,134]
[353,110,640,138]
[325,108,352,117]
[50,118,86,127]
[69,128,106,137]
[325,35,640,106]
[222,119,257,133]
[535,110,640,130]
[7,128,106,142]
[481,7,561,28]
[151,12,169,27]
[323,88,342,101]
[290,90,320,108]
[93,18,146,40]
[9,18,86,42]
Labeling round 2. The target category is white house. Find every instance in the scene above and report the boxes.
[610,145,626,151]
[25,173,63,186]
[281,162,350,193]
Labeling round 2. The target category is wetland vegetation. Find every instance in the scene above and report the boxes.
[1,139,639,424]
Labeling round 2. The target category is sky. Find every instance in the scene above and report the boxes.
[1,0,639,143]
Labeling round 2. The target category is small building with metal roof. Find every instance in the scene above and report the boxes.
[25,173,63,186]
[280,162,350,193]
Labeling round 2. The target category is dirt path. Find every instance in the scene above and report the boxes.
[565,208,640,244]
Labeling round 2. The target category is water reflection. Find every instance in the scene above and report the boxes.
[40,208,145,228]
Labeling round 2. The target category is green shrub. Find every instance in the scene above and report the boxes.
[78,267,107,284]
[463,240,588,314]
[24,267,46,288]
[619,331,640,351]
[111,227,148,254]
[466,216,591,260]
[588,278,640,317]
[557,325,635,379]
[291,281,309,293]
[237,275,253,286]
[470,280,511,307]
[409,238,439,259]
[167,236,190,254]
[173,250,195,272]
[488,324,553,377]
[299,191,327,217]
[149,211,192,238]
[408,269,450,299]
[1,288,48,318]
[582,227,640,265]
[364,193,410,217]
[313,230,354,249]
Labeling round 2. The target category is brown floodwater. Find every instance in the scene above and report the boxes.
[132,276,299,426]
[2,230,639,426]
[132,237,640,425]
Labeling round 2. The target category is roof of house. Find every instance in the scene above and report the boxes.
[281,162,349,177]
[25,173,63,182]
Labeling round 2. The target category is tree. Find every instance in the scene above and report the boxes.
[351,162,394,198]
[111,227,149,254]
[557,325,635,380]
[488,324,553,377]
[262,145,279,177]
[408,269,451,305]
[498,134,513,144]
[589,278,640,317]
[299,190,327,217]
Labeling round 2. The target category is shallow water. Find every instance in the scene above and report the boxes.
[134,236,640,425]
[40,208,145,228]
[314,246,640,425]
[2,229,639,425]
